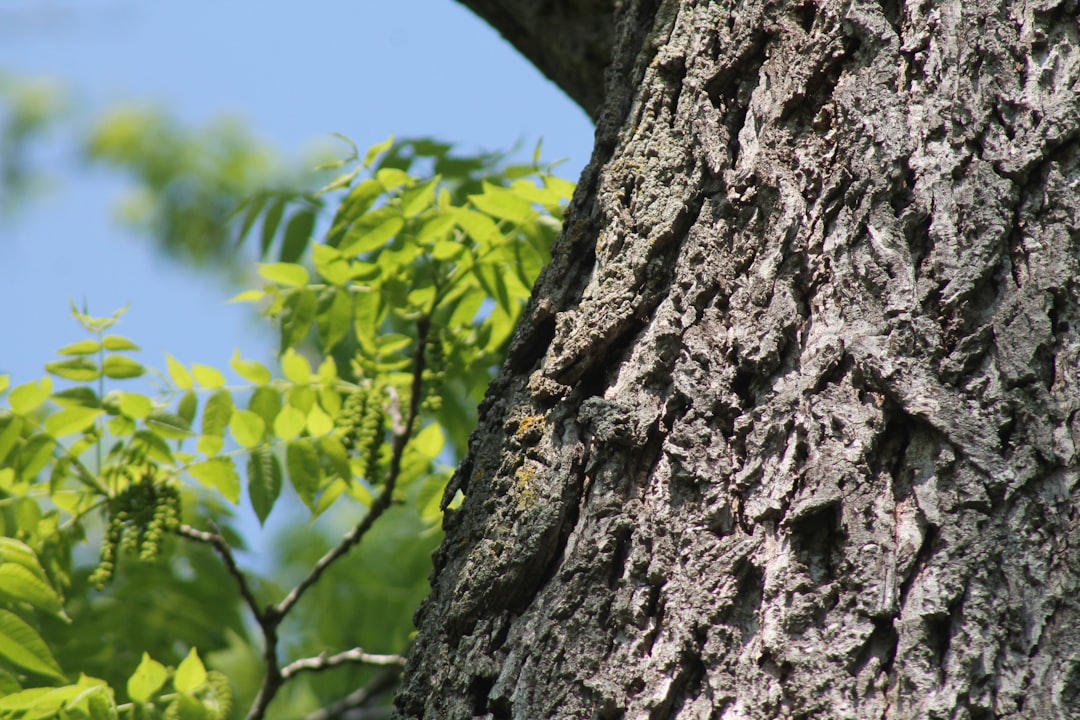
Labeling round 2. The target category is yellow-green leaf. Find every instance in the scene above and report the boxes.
[57,339,101,356]
[102,335,139,351]
[201,391,233,437]
[174,648,207,693]
[117,392,152,419]
[273,405,306,440]
[102,355,144,379]
[0,608,64,679]
[230,350,271,385]
[281,348,311,385]
[414,423,445,459]
[44,407,103,438]
[229,410,265,448]
[166,354,193,390]
[258,262,309,288]
[196,435,224,457]
[306,404,334,436]
[192,364,226,389]
[45,358,100,381]
[286,440,320,509]
[127,652,167,703]
[228,288,266,303]
[363,135,394,167]
[189,458,240,503]
[0,564,64,617]
[9,378,52,415]
[0,375,9,394]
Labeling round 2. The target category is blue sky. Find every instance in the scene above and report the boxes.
[0,0,595,386]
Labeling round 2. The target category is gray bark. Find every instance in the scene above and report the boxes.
[399,0,1080,717]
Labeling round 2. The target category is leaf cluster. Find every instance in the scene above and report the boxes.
[0,135,573,719]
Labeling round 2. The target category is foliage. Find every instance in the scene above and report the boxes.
[0,136,573,719]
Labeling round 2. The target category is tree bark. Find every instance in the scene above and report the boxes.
[399,0,1080,717]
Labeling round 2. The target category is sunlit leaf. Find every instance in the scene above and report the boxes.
[189,457,240,503]
[363,135,394,167]
[117,392,152,419]
[230,350,271,385]
[51,386,98,408]
[45,358,100,381]
[0,608,64,679]
[102,335,139,351]
[174,648,207,693]
[177,391,198,425]
[306,404,333,436]
[192,363,226,389]
[273,405,306,440]
[127,653,167,703]
[258,262,309,287]
[414,422,445,459]
[248,386,282,427]
[280,289,317,351]
[0,564,64,617]
[44,407,103,438]
[201,391,233,437]
[316,290,352,351]
[147,410,192,439]
[229,409,265,448]
[102,355,144,379]
[56,339,101,356]
[166,354,193,389]
[9,378,52,415]
[281,348,312,385]
[401,176,439,218]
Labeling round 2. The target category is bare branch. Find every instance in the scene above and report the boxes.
[175,523,266,622]
[302,668,400,720]
[282,647,406,680]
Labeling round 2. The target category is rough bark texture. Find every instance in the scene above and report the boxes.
[452,0,617,118]
[399,0,1080,717]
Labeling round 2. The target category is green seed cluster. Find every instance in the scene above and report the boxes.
[421,339,447,412]
[334,384,385,483]
[90,469,180,589]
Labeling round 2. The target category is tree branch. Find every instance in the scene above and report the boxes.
[175,522,266,623]
[302,667,401,720]
[282,647,406,680]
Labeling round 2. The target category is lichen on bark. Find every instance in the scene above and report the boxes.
[398,0,1080,718]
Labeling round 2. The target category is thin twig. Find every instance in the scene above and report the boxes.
[301,667,401,720]
[175,523,266,623]
[282,647,406,680]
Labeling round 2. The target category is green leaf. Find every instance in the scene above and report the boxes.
[0,375,8,394]
[258,262,309,288]
[248,386,282,427]
[280,209,316,263]
[51,387,98,408]
[45,358,100,381]
[401,176,439,218]
[0,564,64,617]
[544,175,576,200]
[414,423,445,459]
[102,355,144,379]
[16,434,54,481]
[0,417,21,465]
[330,178,384,236]
[319,435,351,483]
[196,435,224,457]
[201,391,233,437]
[133,429,174,464]
[248,446,282,525]
[192,364,226,389]
[229,410,266,448]
[44,407,103,438]
[312,244,353,286]
[117,392,152,419]
[102,335,139,351]
[174,648,207,693]
[280,289,317,351]
[229,288,266,303]
[375,167,410,190]
[272,405,306,440]
[177,391,198,425]
[316,289,353,351]
[306,404,334,436]
[146,410,192,439]
[315,167,360,196]
[189,458,240,503]
[9,378,53,415]
[236,192,268,247]
[286,440,320,509]
[0,608,64,679]
[230,350,271,385]
[363,135,394,167]
[57,339,101,356]
[339,211,404,256]
[127,652,167,703]
[451,208,501,250]
[260,198,286,258]
[166,355,193,390]
[281,348,312,385]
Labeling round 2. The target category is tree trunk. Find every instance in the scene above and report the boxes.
[398,0,1080,717]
